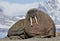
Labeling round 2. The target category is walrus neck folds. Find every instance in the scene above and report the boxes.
[30,16,38,26]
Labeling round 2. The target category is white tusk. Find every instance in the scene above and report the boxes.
[30,17,33,26]
[35,16,38,24]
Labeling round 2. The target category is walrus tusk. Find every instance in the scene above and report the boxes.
[30,17,33,26]
[35,16,38,24]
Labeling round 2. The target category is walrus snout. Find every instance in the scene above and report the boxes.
[30,16,38,26]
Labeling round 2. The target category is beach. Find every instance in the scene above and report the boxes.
[0,36,60,41]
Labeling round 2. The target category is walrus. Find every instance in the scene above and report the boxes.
[7,19,25,39]
[24,8,56,38]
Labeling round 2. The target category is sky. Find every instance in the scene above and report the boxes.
[0,0,60,17]
[3,0,44,4]
[0,0,44,17]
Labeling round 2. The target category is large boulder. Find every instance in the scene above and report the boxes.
[24,8,56,38]
[7,19,25,39]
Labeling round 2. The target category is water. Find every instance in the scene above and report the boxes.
[0,32,7,39]
[56,28,60,32]
[0,28,8,39]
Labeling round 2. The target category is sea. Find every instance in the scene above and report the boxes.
[0,28,8,39]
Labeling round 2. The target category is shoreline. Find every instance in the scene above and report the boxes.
[0,36,60,41]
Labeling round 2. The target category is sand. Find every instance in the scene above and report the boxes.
[0,36,60,41]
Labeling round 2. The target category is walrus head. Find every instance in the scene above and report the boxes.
[27,9,38,26]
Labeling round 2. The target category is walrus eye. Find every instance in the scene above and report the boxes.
[34,16,38,24]
[30,17,33,26]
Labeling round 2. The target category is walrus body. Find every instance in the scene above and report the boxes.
[7,19,25,39]
[7,8,56,39]
[24,8,56,38]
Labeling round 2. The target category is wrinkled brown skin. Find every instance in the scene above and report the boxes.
[7,19,25,39]
[7,8,56,39]
[24,8,56,38]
